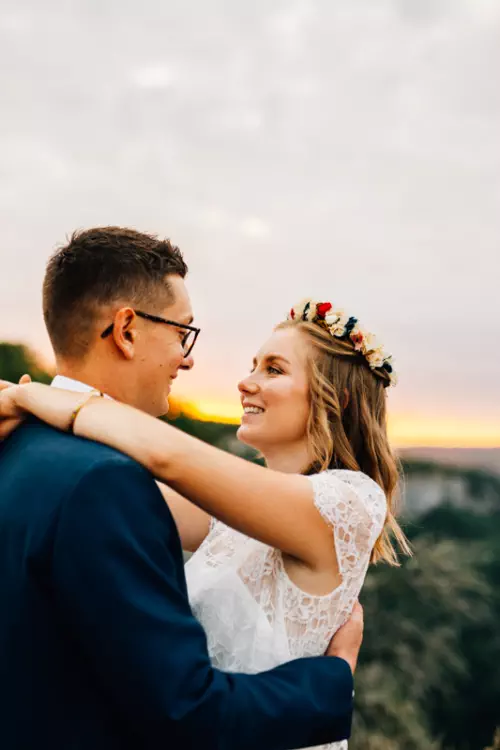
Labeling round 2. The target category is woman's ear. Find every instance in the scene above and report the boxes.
[111,308,138,360]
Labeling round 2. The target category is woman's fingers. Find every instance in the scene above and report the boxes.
[0,386,27,441]
[0,387,26,419]
[1,375,32,392]
[0,417,23,441]
[1,375,32,391]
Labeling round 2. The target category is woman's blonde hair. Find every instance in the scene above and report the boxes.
[276,319,411,566]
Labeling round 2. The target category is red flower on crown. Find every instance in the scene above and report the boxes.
[316,302,332,319]
[351,331,364,350]
[289,307,296,319]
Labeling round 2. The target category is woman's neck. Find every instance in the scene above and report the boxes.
[262,442,311,474]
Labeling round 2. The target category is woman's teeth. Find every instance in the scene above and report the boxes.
[243,407,265,414]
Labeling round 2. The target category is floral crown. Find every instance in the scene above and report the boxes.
[287,299,397,386]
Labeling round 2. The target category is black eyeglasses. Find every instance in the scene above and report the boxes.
[101,310,201,357]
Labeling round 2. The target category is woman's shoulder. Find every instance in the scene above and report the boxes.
[320,468,386,494]
[307,469,387,557]
[310,469,385,497]
[307,468,387,516]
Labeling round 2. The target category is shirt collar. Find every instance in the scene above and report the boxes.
[51,375,111,399]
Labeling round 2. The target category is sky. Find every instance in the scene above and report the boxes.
[0,0,499,447]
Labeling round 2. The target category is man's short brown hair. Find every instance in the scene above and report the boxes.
[43,226,188,358]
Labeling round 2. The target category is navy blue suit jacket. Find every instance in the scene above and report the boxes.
[0,419,353,749]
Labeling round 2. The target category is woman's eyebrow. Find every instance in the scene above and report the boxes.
[252,354,291,367]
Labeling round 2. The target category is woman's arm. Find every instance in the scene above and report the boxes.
[157,483,211,553]
[2,383,335,568]
[0,378,211,553]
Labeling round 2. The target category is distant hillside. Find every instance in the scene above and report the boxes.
[399,447,500,476]
[401,459,500,517]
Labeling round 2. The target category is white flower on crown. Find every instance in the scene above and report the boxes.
[339,313,350,328]
[328,312,350,337]
[366,348,385,370]
[289,298,316,322]
[324,310,344,327]
[304,304,317,322]
[330,321,349,337]
[286,298,397,386]
[361,331,380,354]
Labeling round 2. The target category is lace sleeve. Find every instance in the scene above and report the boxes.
[209,515,218,533]
[307,470,387,580]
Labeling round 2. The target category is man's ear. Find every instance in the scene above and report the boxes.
[111,308,138,360]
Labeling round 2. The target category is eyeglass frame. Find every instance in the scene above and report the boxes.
[100,310,200,357]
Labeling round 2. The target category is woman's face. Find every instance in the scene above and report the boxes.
[237,326,311,453]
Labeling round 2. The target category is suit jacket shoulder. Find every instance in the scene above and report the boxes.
[0,417,163,574]
[0,416,148,497]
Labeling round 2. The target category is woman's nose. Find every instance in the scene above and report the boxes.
[238,375,259,395]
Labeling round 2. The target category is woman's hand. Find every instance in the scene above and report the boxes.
[1,379,107,438]
[0,374,32,440]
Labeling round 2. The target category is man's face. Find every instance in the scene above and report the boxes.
[133,275,195,416]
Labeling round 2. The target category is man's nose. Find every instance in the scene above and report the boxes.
[180,353,194,371]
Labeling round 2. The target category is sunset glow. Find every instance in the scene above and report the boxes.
[172,399,500,448]
[388,415,500,449]
[172,398,500,448]
[174,399,243,425]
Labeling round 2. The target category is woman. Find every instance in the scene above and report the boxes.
[0,298,410,750]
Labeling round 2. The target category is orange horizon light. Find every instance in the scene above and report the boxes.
[171,399,500,449]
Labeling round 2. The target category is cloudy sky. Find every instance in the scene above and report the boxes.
[0,0,499,446]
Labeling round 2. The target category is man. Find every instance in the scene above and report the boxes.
[0,227,361,749]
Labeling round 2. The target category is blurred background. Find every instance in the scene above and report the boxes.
[1,1,499,747]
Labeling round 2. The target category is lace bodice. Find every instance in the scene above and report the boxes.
[185,469,386,750]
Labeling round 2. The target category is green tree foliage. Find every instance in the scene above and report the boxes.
[351,537,494,749]
[0,342,52,384]
[417,506,500,750]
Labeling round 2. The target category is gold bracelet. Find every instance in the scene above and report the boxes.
[68,390,104,434]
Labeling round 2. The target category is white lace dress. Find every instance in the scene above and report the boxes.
[185,469,387,750]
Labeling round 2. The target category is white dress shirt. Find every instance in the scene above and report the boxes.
[51,375,96,393]
[51,375,111,398]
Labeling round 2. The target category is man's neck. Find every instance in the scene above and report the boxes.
[56,363,125,403]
